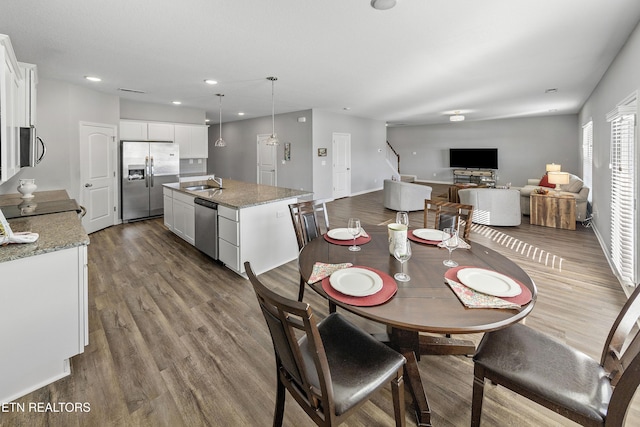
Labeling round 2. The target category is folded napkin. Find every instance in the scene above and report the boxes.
[308,262,353,284]
[438,238,471,250]
[445,278,521,309]
[358,228,369,238]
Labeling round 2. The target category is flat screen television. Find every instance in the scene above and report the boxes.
[449,148,498,169]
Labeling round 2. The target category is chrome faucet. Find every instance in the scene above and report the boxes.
[208,176,223,188]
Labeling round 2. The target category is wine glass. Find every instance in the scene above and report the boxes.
[442,227,459,267]
[393,239,412,282]
[347,218,361,252]
[395,211,409,228]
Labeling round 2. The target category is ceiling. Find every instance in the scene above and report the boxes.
[2,0,640,126]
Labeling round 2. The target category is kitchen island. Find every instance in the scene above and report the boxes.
[0,190,89,402]
[163,178,312,276]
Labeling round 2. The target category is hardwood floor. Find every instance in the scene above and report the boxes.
[2,186,638,426]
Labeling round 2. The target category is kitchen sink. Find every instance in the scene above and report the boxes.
[185,184,217,191]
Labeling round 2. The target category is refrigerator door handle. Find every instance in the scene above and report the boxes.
[145,156,149,188]
[150,156,155,187]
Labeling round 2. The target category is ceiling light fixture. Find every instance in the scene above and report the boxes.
[449,111,465,122]
[204,79,218,85]
[238,112,245,116]
[172,101,182,105]
[545,88,558,93]
[85,76,101,82]
[266,76,279,146]
[371,0,397,10]
[214,94,226,147]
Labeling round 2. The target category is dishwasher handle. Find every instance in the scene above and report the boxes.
[194,198,218,209]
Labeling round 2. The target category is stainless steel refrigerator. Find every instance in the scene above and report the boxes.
[121,141,179,221]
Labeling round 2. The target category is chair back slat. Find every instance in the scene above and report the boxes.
[246,263,335,415]
[424,199,474,240]
[601,285,640,390]
[289,200,330,250]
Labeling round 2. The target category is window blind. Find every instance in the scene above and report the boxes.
[607,99,637,286]
[582,121,593,201]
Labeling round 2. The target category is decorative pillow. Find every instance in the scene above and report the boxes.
[538,175,556,188]
[561,177,584,193]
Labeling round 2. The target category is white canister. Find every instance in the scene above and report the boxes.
[388,223,408,255]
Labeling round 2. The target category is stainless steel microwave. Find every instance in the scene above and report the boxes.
[19,126,46,167]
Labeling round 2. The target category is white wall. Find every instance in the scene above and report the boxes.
[311,110,389,200]
[207,110,314,192]
[579,19,640,261]
[386,115,579,187]
[0,78,120,199]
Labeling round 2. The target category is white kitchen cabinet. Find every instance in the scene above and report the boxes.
[170,189,195,245]
[148,122,174,141]
[163,187,174,231]
[0,35,22,184]
[0,245,89,402]
[174,124,208,159]
[16,62,37,127]
[217,199,298,276]
[120,120,148,140]
[120,121,175,142]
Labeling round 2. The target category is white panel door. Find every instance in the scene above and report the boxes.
[257,134,277,186]
[80,123,117,234]
[332,133,351,199]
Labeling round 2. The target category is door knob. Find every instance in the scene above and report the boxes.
[85,183,93,188]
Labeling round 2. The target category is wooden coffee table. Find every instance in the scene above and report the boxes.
[530,192,576,230]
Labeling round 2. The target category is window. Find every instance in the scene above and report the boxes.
[607,93,637,287]
[582,121,593,202]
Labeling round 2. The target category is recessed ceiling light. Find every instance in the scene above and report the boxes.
[172,101,182,105]
[238,112,245,116]
[205,119,210,123]
[85,76,101,82]
[371,0,397,10]
[343,107,351,111]
[545,88,558,93]
[449,111,465,122]
[204,79,218,85]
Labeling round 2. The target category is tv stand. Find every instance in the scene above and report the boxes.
[453,169,496,187]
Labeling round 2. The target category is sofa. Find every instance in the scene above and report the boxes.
[517,174,589,221]
[383,179,432,211]
[458,188,521,226]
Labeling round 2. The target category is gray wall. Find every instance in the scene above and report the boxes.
[579,19,640,263]
[207,110,313,192]
[0,78,120,199]
[387,115,579,188]
[312,110,389,200]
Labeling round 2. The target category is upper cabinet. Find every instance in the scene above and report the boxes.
[1,34,36,184]
[120,120,208,158]
[174,124,208,159]
[120,120,175,142]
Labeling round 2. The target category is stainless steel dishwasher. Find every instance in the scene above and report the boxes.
[194,197,218,260]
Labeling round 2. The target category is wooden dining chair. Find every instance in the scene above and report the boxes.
[423,199,474,240]
[245,262,407,427]
[288,199,330,301]
[471,284,640,427]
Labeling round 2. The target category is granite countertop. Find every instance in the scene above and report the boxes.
[164,178,312,209]
[0,190,90,263]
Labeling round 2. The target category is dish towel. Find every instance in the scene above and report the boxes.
[308,262,353,284]
[437,238,471,250]
[445,278,521,309]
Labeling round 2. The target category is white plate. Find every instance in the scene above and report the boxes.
[330,268,384,296]
[327,228,356,240]
[413,228,445,241]
[457,268,522,297]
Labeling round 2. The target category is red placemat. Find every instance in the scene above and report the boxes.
[323,234,372,246]
[445,266,532,306]
[321,266,398,306]
[408,229,441,246]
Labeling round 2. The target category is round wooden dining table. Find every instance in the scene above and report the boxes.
[298,226,537,427]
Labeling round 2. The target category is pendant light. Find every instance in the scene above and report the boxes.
[214,93,226,147]
[266,76,279,146]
